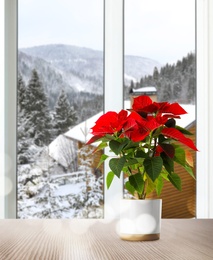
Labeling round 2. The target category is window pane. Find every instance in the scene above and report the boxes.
[17,0,104,218]
[124,0,196,218]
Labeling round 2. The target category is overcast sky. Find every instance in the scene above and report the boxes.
[18,0,195,65]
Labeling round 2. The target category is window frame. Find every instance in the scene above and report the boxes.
[1,0,213,219]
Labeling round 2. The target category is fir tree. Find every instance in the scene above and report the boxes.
[17,73,31,164]
[54,89,77,135]
[153,66,159,82]
[17,74,26,112]
[24,69,52,146]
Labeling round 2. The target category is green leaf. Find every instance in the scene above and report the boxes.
[123,141,139,150]
[125,181,135,196]
[109,139,128,155]
[144,156,163,182]
[161,152,174,174]
[145,174,156,195]
[175,125,193,135]
[135,150,148,159]
[124,158,138,167]
[106,171,114,189]
[109,157,126,178]
[174,147,186,166]
[129,173,144,194]
[97,154,108,168]
[94,141,107,153]
[101,134,115,142]
[182,164,196,179]
[168,173,182,191]
[156,175,164,196]
[161,171,169,181]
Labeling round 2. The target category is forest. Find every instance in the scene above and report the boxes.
[125,52,196,104]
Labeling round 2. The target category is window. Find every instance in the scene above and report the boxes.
[1,0,213,219]
[124,0,196,218]
[17,0,104,219]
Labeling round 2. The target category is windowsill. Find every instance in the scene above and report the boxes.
[0,219,212,259]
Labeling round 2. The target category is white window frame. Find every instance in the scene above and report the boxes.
[1,0,213,219]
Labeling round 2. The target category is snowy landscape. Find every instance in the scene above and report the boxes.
[17,44,195,219]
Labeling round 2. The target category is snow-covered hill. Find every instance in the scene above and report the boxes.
[19,44,161,93]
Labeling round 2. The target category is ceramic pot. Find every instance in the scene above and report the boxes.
[119,199,162,241]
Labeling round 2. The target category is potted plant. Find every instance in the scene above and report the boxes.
[87,95,197,241]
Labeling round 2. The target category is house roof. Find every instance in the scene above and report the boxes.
[64,112,103,144]
[132,86,157,93]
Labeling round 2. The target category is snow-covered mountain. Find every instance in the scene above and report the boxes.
[125,55,161,84]
[18,51,77,95]
[19,44,161,93]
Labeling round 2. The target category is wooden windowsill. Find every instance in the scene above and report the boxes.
[0,219,212,259]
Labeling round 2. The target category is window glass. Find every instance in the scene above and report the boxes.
[17,0,104,218]
[124,0,196,218]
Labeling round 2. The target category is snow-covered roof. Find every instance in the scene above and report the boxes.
[48,112,103,166]
[174,104,195,129]
[64,112,103,144]
[132,86,157,93]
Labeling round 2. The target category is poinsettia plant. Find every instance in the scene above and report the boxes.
[87,95,198,199]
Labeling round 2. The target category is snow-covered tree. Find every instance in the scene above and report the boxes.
[24,69,52,146]
[17,73,26,112]
[54,89,77,135]
[17,74,33,164]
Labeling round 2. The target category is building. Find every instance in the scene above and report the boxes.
[130,86,157,106]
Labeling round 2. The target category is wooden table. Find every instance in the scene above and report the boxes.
[0,219,212,259]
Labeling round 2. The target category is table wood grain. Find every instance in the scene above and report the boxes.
[0,219,212,260]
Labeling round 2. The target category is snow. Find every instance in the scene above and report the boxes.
[48,135,67,166]
[48,134,76,167]
[124,73,137,83]
[64,112,103,144]
[132,86,157,93]
[175,104,195,129]
[18,167,104,219]
[54,182,85,196]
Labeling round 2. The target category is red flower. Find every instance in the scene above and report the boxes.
[132,95,187,116]
[87,110,128,144]
[162,128,198,151]
[122,111,161,142]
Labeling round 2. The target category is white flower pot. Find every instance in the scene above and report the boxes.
[119,199,162,241]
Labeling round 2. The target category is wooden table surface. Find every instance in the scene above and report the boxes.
[0,219,212,260]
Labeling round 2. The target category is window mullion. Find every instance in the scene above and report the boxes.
[104,0,124,219]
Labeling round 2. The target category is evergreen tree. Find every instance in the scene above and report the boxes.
[162,83,172,101]
[17,74,26,112]
[54,89,77,135]
[24,69,52,146]
[130,80,135,91]
[17,73,32,164]
[187,77,196,104]
[153,66,159,82]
